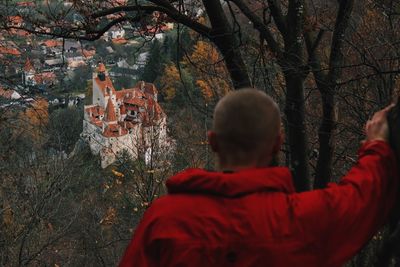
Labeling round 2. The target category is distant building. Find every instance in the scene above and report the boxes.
[107,26,126,40]
[22,58,35,86]
[22,58,57,87]
[7,16,24,28]
[0,87,21,100]
[81,63,168,168]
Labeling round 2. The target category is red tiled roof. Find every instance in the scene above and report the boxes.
[9,29,30,36]
[103,124,128,137]
[34,72,56,84]
[17,1,35,7]
[0,46,21,56]
[115,0,127,5]
[24,58,34,71]
[82,49,96,58]
[105,98,117,122]
[86,105,104,117]
[112,38,128,44]
[119,104,126,114]
[8,16,23,24]
[135,81,158,96]
[124,98,145,107]
[116,88,146,101]
[0,87,14,99]
[42,39,63,47]
[144,83,158,95]
[126,105,138,111]
[90,117,103,127]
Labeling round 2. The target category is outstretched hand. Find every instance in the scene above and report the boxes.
[365,104,395,142]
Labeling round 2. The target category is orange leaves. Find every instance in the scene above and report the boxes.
[196,80,213,102]
[186,41,232,101]
[99,207,117,226]
[17,98,49,146]
[25,98,49,128]
[111,169,124,178]
[160,40,232,103]
[160,63,180,101]
[190,41,220,69]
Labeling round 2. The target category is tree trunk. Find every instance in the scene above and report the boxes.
[284,71,310,192]
[314,89,336,189]
[312,0,354,188]
[202,0,251,89]
[282,0,310,192]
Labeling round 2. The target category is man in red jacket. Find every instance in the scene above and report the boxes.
[120,89,398,267]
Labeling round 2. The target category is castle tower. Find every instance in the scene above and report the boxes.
[92,62,114,107]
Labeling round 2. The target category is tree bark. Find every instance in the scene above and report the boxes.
[284,71,310,191]
[202,0,252,89]
[313,0,354,188]
[281,0,310,192]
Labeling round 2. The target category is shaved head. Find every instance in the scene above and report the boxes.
[210,88,282,169]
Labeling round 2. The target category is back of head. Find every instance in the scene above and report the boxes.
[212,88,281,166]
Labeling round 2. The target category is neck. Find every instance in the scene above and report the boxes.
[217,157,273,172]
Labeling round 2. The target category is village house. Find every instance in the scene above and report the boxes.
[22,58,57,87]
[0,87,21,100]
[81,63,168,168]
[7,16,24,28]
[107,26,126,41]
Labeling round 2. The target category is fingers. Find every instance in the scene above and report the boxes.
[371,103,395,121]
[384,103,396,112]
[364,103,394,142]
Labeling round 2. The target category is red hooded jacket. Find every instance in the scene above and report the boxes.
[119,141,398,267]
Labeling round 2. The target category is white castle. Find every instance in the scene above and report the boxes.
[81,63,168,168]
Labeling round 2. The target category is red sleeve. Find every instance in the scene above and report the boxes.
[119,207,156,267]
[291,140,399,266]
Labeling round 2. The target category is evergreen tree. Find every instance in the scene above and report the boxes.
[140,40,167,83]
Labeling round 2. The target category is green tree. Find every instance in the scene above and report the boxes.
[140,40,167,83]
[47,107,83,153]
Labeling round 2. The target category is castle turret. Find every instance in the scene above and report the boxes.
[104,97,117,123]
[97,63,106,81]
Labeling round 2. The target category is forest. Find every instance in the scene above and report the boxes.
[0,0,400,266]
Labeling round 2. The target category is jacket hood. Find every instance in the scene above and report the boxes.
[166,167,295,197]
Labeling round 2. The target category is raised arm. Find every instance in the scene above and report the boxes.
[291,105,399,266]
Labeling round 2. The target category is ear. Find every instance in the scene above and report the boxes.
[207,131,218,152]
[272,129,284,154]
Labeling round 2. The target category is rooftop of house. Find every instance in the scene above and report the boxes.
[82,49,96,58]
[41,39,63,48]
[0,87,21,100]
[17,1,35,7]
[112,38,128,45]
[24,58,35,72]
[7,16,23,24]
[0,45,21,56]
